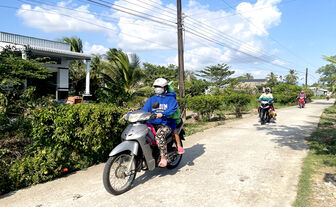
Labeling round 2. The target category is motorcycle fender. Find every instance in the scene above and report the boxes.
[109,141,139,157]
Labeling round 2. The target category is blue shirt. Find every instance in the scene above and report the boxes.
[141,92,178,131]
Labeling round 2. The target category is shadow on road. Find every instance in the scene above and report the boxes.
[255,122,318,151]
[132,143,205,188]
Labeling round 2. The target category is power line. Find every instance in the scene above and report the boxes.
[118,0,176,20]
[23,0,175,32]
[86,0,306,72]
[205,0,299,21]
[183,18,295,69]
[219,0,317,75]
[184,27,294,71]
[145,0,176,13]
[85,0,176,27]
[2,4,177,50]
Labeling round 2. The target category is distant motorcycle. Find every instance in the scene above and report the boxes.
[103,110,184,195]
[259,100,273,125]
[298,97,305,108]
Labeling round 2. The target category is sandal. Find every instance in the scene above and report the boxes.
[177,147,185,155]
[158,158,168,168]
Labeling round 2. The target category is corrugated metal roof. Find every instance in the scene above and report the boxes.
[0,31,91,59]
[0,31,69,50]
[30,46,91,59]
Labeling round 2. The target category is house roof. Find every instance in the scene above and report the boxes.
[0,31,91,60]
[239,79,267,83]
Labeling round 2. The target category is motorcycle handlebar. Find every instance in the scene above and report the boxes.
[150,113,157,120]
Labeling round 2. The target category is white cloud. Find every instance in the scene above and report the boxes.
[16,2,117,38]
[237,0,282,36]
[167,46,232,71]
[272,59,287,66]
[83,42,108,55]
[16,0,283,71]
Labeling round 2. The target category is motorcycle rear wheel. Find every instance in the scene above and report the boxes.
[103,153,137,195]
[167,135,183,169]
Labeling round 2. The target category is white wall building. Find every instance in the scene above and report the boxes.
[0,31,92,100]
[308,87,328,96]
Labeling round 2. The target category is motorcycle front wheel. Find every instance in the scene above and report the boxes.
[260,110,266,125]
[103,153,137,195]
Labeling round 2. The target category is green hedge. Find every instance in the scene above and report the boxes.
[272,84,313,105]
[223,93,253,118]
[186,95,222,120]
[0,103,127,194]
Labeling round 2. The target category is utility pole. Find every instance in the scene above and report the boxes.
[305,68,308,87]
[177,0,186,119]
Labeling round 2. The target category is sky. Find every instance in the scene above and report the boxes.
[0,0,336,85]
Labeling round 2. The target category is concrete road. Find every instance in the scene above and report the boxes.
[0,99,334,207]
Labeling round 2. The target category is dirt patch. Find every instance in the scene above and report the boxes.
[311,167,336,207]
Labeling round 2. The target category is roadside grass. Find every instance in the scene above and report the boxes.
[311,96,327,100]
[293,103,336,207]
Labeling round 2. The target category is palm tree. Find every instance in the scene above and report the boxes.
[323,55,336,64]
[62,37,83,53]
[104,49,144,95]
[243,73,254,80]
[322,55,336,93]
[61,36,85,95]
[285,69,298,85]
[266,72,278,86]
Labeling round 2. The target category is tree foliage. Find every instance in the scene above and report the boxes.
[142,63,178,86]
[0,46,50,118]
[62,36,85,95]
[318,55,336,88]
[198,63,235,88]
[266,72,278,87]
[285,69,298,85]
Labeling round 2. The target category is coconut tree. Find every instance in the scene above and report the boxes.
[285,69,298,85]
[322,55,336,93]
[243,73,254,80]
[102,49,144,100]
[62,36,83,53]
[323,55,336,64]
[266,72,278,87]
[61,36,85,95]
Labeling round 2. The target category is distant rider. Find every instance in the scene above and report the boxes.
[297,91,306,103]
[258,87,275,111]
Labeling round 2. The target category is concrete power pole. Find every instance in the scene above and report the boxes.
[177,0,186,119]
[305,68,308,87]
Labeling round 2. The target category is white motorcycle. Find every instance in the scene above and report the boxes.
[103,110,184,195]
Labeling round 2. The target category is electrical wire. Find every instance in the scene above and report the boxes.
[85,0,176,27]
[118,0,176,20]
[219,0,318,76]
[2,4,177,50]
[23,0,176,32]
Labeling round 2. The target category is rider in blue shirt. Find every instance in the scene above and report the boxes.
[141,78,178,167]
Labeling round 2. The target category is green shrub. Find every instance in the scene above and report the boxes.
[0,103,127,194]
[272,84,302,104]
[186,95,222,120]
[223,93,253,118]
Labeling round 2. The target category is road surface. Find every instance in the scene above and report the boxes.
[0,99,334,207]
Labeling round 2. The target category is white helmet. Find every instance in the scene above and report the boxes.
[153,78,168,95]
[153,78,168,87]
[265,87,271,92]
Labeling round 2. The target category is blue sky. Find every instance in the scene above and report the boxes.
[1,0,336,85]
